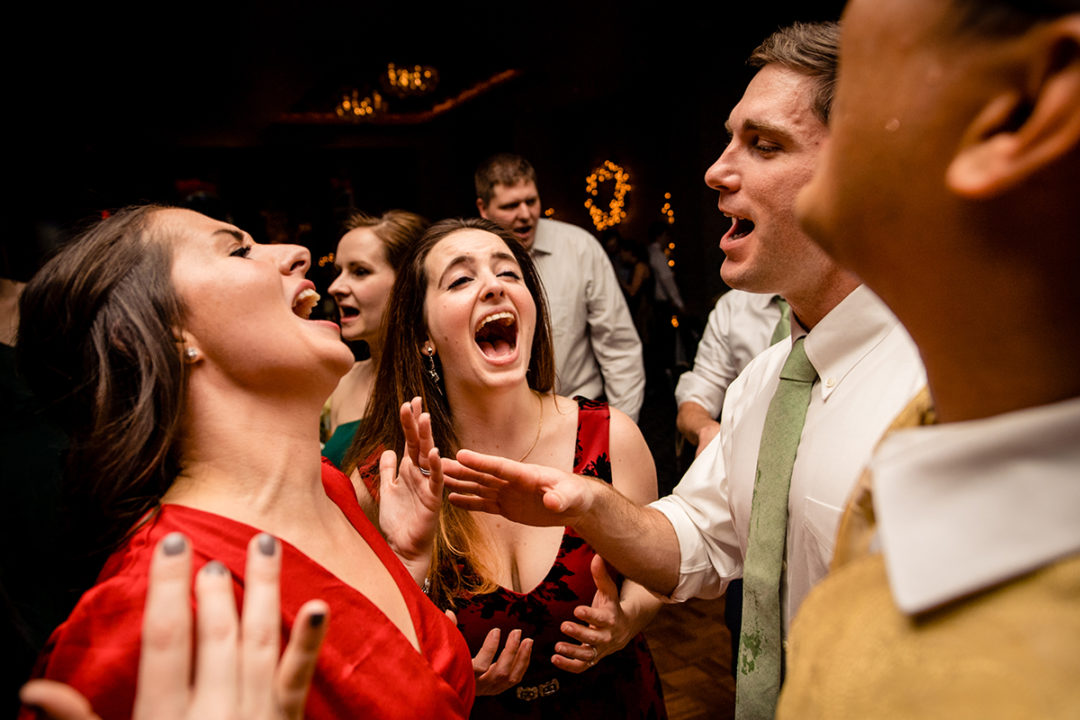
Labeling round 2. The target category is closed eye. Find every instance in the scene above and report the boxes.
[230,245,252,258]
[498,270,522,280]
[448,276,472,289]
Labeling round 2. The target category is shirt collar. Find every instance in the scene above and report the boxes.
[529,218,554,257]
[795,285,902,401]
[872,395,1080,614]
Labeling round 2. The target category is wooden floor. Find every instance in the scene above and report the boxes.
[645,596,736,720]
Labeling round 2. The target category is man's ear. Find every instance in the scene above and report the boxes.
[947,16,1080,199]
[476,197,489,219]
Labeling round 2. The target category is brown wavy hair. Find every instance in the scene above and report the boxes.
[345,217,555,607]
[16,205,188,566]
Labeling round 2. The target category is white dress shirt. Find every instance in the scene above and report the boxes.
[530,218,644,421]
[675,291,782,418]
[653,285,927,633]
[871,395,1080,614]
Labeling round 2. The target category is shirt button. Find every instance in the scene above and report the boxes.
[825,377,836,388]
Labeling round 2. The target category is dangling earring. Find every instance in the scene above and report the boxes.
[424,344,441,389]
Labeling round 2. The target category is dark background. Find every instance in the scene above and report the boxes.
[13,0,844,311]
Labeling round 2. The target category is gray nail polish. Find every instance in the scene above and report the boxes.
[162,532,186,556]
[257,533,277,556]
[203,560,228,576]
[309,612,326,628]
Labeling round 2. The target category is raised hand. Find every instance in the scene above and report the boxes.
[445,610,533,696]
[443,449,595,527]
[378,398,444,584]
[552,554,634,673]
[20,532,329,720]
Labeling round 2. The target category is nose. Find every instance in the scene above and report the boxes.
[704,142,740,193]
[480,270,506,300]
[328,270,347,298]
[277,245,311,276]
[513,203,530,222]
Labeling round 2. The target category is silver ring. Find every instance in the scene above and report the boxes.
[585,644,598,665]
[418,466,432,476]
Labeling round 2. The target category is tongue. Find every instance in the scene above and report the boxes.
[478,339,513,358]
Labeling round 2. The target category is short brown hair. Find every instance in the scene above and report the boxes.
[474,153,537,205]
[749,21,840,125]
[946,0,1079,36]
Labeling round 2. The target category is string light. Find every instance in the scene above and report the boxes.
[317,252,335,267]
[660,191,675,225]
[384,63,439,97]
[335,90,385,119]
[544,208,556,217]
[584,160,632,231]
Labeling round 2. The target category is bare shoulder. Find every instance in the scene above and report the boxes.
[607,406,658,504]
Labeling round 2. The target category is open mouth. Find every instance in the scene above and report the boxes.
[292,288,320,319]
[474,311,518,358]
[725,213,755,240]
[339,306,359,321]
[512,225,532,239]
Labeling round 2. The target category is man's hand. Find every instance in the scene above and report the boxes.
[443,449,596,526]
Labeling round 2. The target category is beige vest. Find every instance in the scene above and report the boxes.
[778,388,1080,718]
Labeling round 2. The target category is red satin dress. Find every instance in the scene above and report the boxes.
[21,459,475,720]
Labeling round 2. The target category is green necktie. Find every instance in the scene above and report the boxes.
[770,297,791,345]
[736,336,817,720]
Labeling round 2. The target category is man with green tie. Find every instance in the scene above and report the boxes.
[445,21,926,719]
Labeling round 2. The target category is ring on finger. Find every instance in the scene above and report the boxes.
[584,644,598,665]
[419,466,432,476]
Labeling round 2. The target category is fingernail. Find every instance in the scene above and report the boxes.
[309,612,326,628]
[203,560,228,576]
[257,533,277,556]
[162,532,186,556]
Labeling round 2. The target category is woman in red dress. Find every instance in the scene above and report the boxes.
[346,218,667,718]
[16,206,474,720]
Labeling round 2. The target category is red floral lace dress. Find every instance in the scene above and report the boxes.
[452,397,667,719]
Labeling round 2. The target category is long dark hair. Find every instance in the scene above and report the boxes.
[17,205,188,566]
[345,217,555,606]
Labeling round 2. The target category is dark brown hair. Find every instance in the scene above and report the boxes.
[345,217,554,607]
[474,153,538,206]
[947,0,1079,36]
[342,209,430,272]
[16,205,187,561]
[749,21,841,125]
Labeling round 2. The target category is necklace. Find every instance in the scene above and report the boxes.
[517,391,544,462]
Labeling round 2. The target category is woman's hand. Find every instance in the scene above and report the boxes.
[20,532,329,720]
[378,397,444,584]
[445,610,533,696]
[552,554,635,673]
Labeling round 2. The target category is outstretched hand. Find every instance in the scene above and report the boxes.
[445,610,533,696]
[553,554,633,673]
[20,532,329,720]
[443,449,594,527]
[378,398,444,583]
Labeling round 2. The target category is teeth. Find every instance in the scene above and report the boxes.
[476,311,514,332]
[293,288,319,319]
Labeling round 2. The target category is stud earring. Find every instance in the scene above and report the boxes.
[183,347,199,363]
[424,345,441,389]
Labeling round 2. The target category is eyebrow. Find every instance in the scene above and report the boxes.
[212,228,248,247]
[726,118,797,146]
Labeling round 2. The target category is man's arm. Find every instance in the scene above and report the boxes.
[676,401,722,456]
[444,451,681,594]
[582,239,645,422]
